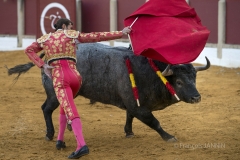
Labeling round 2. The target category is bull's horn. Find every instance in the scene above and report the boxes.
[194,56,211,72]
[162,64,173,76]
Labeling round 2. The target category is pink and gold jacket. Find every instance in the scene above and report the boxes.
[25,29,124,68]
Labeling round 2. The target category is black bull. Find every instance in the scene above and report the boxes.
[7,43,210,142]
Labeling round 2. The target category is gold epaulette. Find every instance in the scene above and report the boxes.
[37,33,51,43]
[64,30,79,38]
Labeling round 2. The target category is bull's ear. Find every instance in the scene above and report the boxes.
[162,64,173,76]
[194,57,211,72]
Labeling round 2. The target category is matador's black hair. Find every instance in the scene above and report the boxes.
[54,18,73,31]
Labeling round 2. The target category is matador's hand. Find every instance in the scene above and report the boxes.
[122,26,132,35]
[42,64,54,79]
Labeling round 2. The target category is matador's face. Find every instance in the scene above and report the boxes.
[67,23,73,30]
[62,23,73,30]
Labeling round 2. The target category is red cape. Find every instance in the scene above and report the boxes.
[124,0,210,64]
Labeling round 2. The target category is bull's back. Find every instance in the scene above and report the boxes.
[75,43,134,107]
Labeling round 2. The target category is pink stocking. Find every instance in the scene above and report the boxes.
[71,118,86,151]
[57,114,67,141]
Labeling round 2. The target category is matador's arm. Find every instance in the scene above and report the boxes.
[25,42,45,68]
[77,31,124,43]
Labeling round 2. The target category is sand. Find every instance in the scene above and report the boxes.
[0,50,240,160]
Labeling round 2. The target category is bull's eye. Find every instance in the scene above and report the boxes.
[176,79,183,87]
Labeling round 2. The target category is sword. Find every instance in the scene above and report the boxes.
[128,17,139,53]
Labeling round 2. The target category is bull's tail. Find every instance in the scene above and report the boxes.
[5,52,45,82]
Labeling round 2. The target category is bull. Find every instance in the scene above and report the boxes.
[7,43,210,142]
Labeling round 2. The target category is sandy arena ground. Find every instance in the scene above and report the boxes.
[0,50,240,160]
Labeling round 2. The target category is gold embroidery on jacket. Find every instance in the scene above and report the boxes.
[37,33,51,43]
[64,30,79,38]
[52,31,62,39]
[45,52,76,64]
[41,30,77,64]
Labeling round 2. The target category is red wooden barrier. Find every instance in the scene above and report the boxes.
[81,0,110,32]
[226,0,240,44]
[0,0,239,46]
[25,0,37,35]
[189,0,218,43]
[0,0,17,35]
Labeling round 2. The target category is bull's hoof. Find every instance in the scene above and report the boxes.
[56,140,66,150]
[126,132,134,138]
[45,136,53,141]
[167,137,177,142]
[161,133,177,142]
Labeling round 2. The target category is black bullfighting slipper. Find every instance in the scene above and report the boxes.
[56,140,66,150]
[68,145,89,159]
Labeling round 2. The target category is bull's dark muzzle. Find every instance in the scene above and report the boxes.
[190,95,201,103]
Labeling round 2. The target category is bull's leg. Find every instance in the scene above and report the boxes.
[41,98,59,141]
[128,107,177,142]
[124,111,134,138]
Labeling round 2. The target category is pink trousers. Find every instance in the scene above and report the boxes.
[51,59,82,120]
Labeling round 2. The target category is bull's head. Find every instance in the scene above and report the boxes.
[164,57,210,104]
[162,57,210,76]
